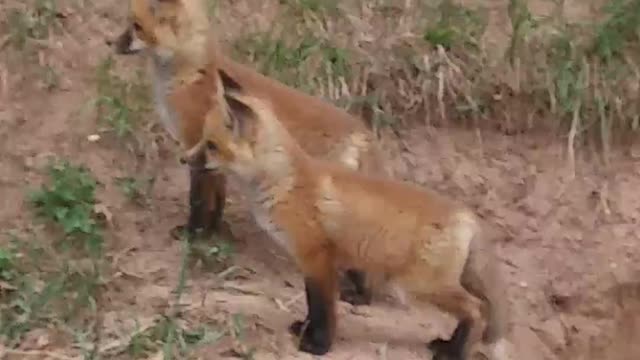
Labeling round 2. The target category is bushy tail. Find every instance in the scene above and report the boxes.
[460,219,510,344]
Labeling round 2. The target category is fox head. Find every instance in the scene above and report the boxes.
[182,70,262,175]
[111,0,209,61]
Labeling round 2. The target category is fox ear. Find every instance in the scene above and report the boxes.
[217,69,243,95]
[224,93,257,141]
[214,69,244,131]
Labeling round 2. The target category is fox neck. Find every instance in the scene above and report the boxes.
[239,121,310,192]
[149,31,217,141]
[151,29,215,82]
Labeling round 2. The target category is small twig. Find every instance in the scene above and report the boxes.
[0,349,76,360]
[162,238,191,360]
[566,98,581,180]
[210,284,263,297]
[88,321,157,357]
[377,343,388,360]
[216,265,240,280]
[273,291,304,312]
[283,291,305,309]
[0,35,10,52]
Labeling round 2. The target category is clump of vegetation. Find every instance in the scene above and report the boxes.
[230,0,640,154]
[29,161,102,254]
[282,0,341,16]
[126,316,223,359]
[1,160,107,351]
[115,175,154,207]
[5,0,60,50]
[234,30,351,94]
[95,56,150,139]
[27,159,106,277]
[423,0,487,51]
[0,247,16,282]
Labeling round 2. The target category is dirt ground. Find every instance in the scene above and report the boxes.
[1,0,639,359]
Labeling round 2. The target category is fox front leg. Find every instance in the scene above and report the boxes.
[171,151,227,240]
[289,251,338,355]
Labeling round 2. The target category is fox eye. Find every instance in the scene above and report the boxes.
[133,22,142,32]
[206,141,217,151]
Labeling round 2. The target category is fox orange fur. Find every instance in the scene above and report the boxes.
[110,0,386,304]
[182,69,512,359]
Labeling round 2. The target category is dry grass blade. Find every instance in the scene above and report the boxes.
[0,349,77,360]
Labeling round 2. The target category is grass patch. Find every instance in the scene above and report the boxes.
[226,0,640,151]
[591,0,640,62]
[234,30,352,95]
[0,160,107,352]
[29,161,102,253]
[115,175,154,207]
[125,316,223,358]
[5,0,60,50]
[423,0,487,51]
[0,247,17,282]
[282,0,341,16]
[95,56,150,139]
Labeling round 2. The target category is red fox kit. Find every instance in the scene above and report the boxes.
[182,69,511,359]
[109,0,386,305]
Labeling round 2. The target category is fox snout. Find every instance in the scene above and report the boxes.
[107,27,145,55]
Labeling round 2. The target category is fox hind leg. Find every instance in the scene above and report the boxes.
[339,269,373,306]
[415,286,485,360]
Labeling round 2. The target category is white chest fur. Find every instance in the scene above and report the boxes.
[250,202,293,255]
[151,57,180,141]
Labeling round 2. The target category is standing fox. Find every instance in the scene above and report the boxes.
[109,0,388,304]
[182,69,512,359]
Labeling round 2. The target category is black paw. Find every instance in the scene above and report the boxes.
[428,338,464,360]
[338,270,372,306]
[427,319,471,360]
[339,287,372,306]
[289,320,331,356]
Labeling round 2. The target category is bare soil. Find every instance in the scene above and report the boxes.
[1,1,639,359]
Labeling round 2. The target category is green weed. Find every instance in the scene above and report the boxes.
[0,161,107,349]
[206,239,235,264]
[592,0,640,62]
[6,0,60,50]
[40,64,59,90]
[506,0,536,65]
[234,31,351,91]
[161,238,190,360]
[28,161,102,254]
[95,56,150,139]
[235,32,317,87]
[0,247,16,282]
[115,176,153,206]
[423,1,487,50]
[125,317,223,358]
[229,313,256,360]
[283,0,340,16]
[0,232,103,346]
